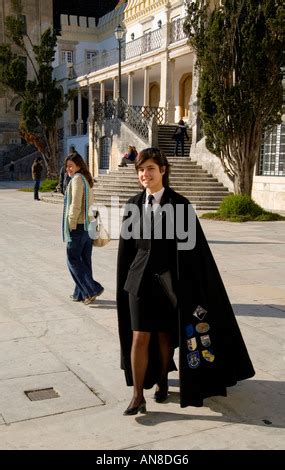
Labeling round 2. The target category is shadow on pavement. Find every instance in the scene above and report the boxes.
[135,379,285,429]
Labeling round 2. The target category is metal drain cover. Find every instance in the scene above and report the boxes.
[24,387,60,401]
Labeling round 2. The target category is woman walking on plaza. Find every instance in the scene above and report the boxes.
[62,153,104,305]
[116,147,254,415]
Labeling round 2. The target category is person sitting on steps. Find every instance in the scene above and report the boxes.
[119,146,138,167]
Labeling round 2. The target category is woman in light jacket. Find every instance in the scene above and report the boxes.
[63,153,104,305]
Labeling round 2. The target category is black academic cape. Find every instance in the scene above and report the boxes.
[116,187,255,407]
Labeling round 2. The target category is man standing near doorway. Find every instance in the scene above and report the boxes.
[31,156,42,201]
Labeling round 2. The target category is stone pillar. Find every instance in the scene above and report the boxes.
[127,72,134,105]
[190,54,200,153]
[76,88,83,135]
[113,76,118,101]
[88,85,93,118]
[160,54,175,123]
[88,85,94,175]
[100,81,105,103]
[143,67,150,106]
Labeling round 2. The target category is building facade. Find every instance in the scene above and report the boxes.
[53,0,284,211]
[0,0,53,150]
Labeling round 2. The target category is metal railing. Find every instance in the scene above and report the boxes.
[169,17,187,44]
[93,99,165,142]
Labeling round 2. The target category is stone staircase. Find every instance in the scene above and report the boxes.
[92,157,229,210]
[41,125,230,210]
[158,124,191,157]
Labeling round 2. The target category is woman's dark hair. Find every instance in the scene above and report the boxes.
[135,147,170,187]
[65,153,94,188]
[178,119,185,126]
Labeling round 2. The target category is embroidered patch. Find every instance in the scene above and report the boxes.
[187,337,197,351]
[195,322,210,334]
[200,334,211,347]
[193,305,207,321]
[185,324,194,337]
[202,349,215,363]
[187,351,200,369]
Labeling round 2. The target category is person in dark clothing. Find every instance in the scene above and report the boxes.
[119,146,138,167]
[31,157,42,200]
[9,161,15,181]
[59,146,81,194]
[117,147,255,415]
[172,119,189,157]
[59,159,71,194]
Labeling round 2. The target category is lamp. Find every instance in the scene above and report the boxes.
[157,19,162,29]
[131,32,135,40]
[114,24,124,110]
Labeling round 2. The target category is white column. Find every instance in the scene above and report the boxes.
[88,85,94,175]
[77,88,82,121]
[100,81,105,103]
[160,54,175,123]
[113,76,118,100]
[143,67,150,106]
[127,72,134,105]
[77,88,83,134]
[88,85,93,118]
[190,54,200,152]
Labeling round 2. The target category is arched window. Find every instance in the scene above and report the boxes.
[15,102,22,112]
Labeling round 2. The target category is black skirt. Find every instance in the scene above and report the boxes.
[129,275,176,332]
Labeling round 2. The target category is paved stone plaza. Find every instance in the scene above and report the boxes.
[0,183,284,450]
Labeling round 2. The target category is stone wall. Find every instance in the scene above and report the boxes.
[191,137,234,191]
[3,151,46,181]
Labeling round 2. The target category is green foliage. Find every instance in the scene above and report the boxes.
[201,194,285,222]
[219,194,263,218]
[184,0,285,195]
[0,3,72,177]
[39,179,58,192]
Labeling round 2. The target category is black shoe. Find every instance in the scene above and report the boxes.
[154,380,168,403]
[123,398,146,415]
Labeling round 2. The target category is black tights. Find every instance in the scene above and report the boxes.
[127,330,173,408]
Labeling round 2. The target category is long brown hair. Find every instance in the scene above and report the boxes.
[65,153,94,188]
[135,147,170,187]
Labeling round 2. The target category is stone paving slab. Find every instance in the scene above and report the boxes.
[0,186,284,449]
[0,371,103,423]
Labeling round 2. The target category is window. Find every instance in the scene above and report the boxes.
[86,51,97,62]
[19,15,27,34]
[18,55,27,71]
[61,50,73,64]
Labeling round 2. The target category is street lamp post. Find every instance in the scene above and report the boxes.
[114,24,124,116]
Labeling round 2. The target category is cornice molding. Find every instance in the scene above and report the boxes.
[124,0,169,25]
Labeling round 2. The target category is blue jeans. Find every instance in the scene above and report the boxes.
[67,224,103,300]
[174,138,185,157]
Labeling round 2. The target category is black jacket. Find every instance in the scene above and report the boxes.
[172,125,189,141]
[116,187,255,407]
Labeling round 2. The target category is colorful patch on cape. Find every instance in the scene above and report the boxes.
[200,334,211,347]
[187,337,197,351]
[185,324,194,337]
[193,305,207,321]
[195,322,210,334]
[187,351,200,369]
[202,349,215,363]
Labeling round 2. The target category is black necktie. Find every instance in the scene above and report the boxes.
[147,194,154,232]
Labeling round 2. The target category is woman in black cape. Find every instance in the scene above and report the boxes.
[116,147,254,415]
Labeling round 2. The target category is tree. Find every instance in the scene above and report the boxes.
[0,1,75,178]
[184,0,284,195]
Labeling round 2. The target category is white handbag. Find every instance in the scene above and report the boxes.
[90,210,110,247]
